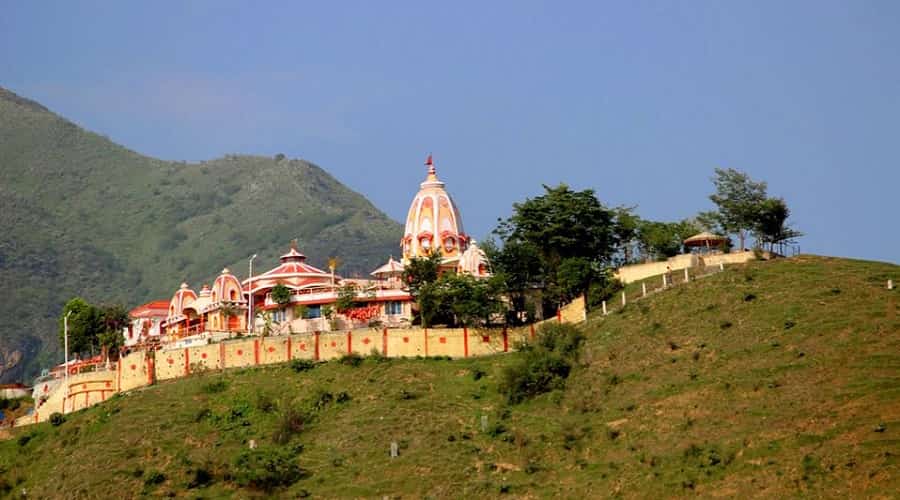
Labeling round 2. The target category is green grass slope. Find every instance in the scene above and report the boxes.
[1,256,897,498]
[0,87,402,382]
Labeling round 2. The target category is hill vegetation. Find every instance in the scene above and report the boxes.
[1,256,896,497]
[0,87,402,382]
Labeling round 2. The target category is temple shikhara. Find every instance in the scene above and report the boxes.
[124,155,491,349]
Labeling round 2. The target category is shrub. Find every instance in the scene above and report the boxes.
[471,367,487,381]
[339,352,363,367]
[201,380,228,394]
[290,359,316,372]
[233,448,307,491]
[273,407,306,445]
[499,324,586,404]
[535,323,586,360]
[49,412,65,426]
[144,470,166,487]
[256,393,276,413]
[500,349,572,404]
[17,433,32,447]
[187,466,213,489]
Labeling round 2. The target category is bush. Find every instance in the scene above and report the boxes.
[187,466,213,489]
[534,323,586,360]
[273,407,307,445]
[17,433,32,447]
[49,412,66,426]
[201,380,228,394]
[338,352,363,367]
[290,359,316,372]
[144,470,166,487]
[233,448,307,491]
[256,393,276,413]
[499,323,585,404]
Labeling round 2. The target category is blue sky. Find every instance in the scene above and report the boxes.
[2,1,898,263]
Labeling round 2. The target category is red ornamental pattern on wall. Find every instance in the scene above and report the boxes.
[344,305,381,322]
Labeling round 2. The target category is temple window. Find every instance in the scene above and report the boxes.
[306,305,322,319]
[230,290,237,301]
[420,237,432,250]
[385,301,403,315]
[443,237,456,252]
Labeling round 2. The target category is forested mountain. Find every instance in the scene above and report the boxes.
[0,87,401,382]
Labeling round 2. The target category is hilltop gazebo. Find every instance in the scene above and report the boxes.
[683,232,728,254]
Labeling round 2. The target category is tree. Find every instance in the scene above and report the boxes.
[401,252,442,299]
[611,206,642,264]
[59,297,99,356]
[708,168,768,251]
[59,298,128,360]
[493,184,621,317]
[97,304,128,360]
[334,282,360,313]
[270,284,291,307]
[635,219,701,261]
[753,197,802,253]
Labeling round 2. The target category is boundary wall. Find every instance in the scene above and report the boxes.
[19,296,585,426]
[615,252,763,284]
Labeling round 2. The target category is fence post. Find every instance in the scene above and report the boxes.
[719,262,724,271]
[889,279,894,290]
[621,291,626,307]
[662,274,667,288]
[684,268,690,282]
[602,300,607,315]
[642,283,647,297]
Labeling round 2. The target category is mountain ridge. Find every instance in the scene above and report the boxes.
[0,86,402,382]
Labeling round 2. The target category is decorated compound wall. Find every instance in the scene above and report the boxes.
[19,297,586,426]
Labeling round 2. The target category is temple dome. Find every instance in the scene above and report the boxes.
[458,240,491,277]
[402,155,469,263]
[213,268,245,304]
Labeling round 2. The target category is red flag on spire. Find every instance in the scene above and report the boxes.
[424,153,433,166]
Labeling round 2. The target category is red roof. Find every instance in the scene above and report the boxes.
[129,300,170,318]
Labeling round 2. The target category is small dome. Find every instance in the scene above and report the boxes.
[458,240,491,277]
[213,267,245,303]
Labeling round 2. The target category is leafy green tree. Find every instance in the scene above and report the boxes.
[636,219,701,260]
[59,299,128,359]
[270,284,292,307]
[335,282,360,313]
[401,252,443,299]
[59,297,100,356]
[493,184,621,317]
[753,197,802,253]
[707,168,768,251]
[611,206,642,264]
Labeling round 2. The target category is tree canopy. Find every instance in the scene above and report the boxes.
[707,168,768,250]
[59,298,128,359]
[492,184,624,319]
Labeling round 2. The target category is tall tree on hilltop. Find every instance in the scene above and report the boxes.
[753,197,802,253]
[707,168,768,251]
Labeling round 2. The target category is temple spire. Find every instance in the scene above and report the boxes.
[425,153,436,177]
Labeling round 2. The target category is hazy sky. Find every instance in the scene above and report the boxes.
[2,1,898,263]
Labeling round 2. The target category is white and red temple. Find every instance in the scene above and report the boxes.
[135,155,490,344]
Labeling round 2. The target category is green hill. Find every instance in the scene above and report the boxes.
[1,256,897,497]
[0,87,402,383]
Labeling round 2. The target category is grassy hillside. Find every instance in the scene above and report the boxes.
[0,87,402,382]
[1,256,896,498]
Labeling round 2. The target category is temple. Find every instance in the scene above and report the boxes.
[126,155,489,348]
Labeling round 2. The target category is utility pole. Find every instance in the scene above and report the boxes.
[248,254,257,334]
[63,310,72,413]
